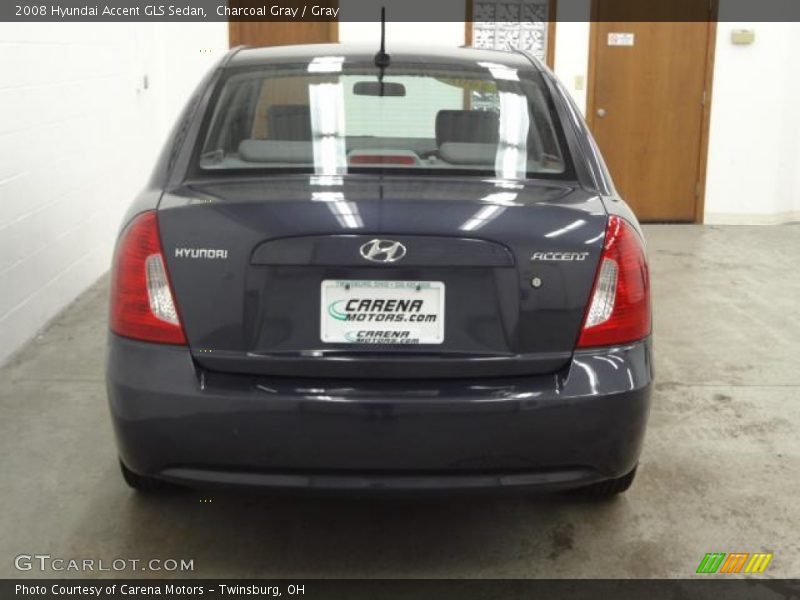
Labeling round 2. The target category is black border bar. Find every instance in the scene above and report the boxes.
[4,579,800,599]
[5,0,800,22]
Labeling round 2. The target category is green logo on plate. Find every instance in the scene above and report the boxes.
[328,300,348,321]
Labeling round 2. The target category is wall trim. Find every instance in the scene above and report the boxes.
[704,212,800,226]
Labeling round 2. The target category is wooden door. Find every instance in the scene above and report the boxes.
[229,1,338,47]
[587,1,715,222]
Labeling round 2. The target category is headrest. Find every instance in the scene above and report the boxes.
[435,110,499,147]
[239,140,312,163]
[438,142,497,165]
[267,104,312,141]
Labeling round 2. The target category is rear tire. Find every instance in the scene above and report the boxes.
[578,465,637,499]
[119,460,174,493]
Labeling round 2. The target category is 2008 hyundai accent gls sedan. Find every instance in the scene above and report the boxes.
[106,43,652,497]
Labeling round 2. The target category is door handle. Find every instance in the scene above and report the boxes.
[596,108,607,118]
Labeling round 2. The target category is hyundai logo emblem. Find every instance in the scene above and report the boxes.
[359,239,407,263]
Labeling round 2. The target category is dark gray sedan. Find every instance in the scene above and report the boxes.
[106,43,652,497]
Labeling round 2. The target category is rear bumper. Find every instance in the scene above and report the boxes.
[106,335,653,492]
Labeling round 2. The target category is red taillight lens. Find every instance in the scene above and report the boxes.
[110,211,186,345]
[577,216,651,348]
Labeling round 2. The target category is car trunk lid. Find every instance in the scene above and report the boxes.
[157,175,607,378]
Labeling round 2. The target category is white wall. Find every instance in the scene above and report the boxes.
[552,0,592,115]
[704,21,800,224]
[0,23,227,365]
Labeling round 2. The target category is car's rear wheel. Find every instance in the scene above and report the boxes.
[119,460,175,493]
[577,465,637,499]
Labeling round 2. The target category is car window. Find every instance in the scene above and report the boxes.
[198,59,572,180]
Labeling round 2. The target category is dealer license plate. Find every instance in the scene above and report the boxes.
[320,280,445,344]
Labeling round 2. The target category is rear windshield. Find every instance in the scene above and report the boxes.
[198,58,573,180]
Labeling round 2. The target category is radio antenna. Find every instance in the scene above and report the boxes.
[374,6,390,84]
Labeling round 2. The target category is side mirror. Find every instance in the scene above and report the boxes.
[353,81,406,97]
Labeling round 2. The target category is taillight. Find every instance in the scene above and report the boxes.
[577,216,651,348]
[110,211,186,345]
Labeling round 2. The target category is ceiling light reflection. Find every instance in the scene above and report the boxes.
[545,219,587,239]
[309,82,347,176]
[495,91,529,180]
[460,205,506,231]
[477,61,520,81]
[312,191,363,229]
[481,191,519,206]
[308,56,344,73]
[310,175,343,186]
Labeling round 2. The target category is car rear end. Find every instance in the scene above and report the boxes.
[106,45,653,494]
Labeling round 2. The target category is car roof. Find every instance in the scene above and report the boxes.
[226,43,543,71]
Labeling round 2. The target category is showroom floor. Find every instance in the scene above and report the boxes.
[1,224,798,579]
